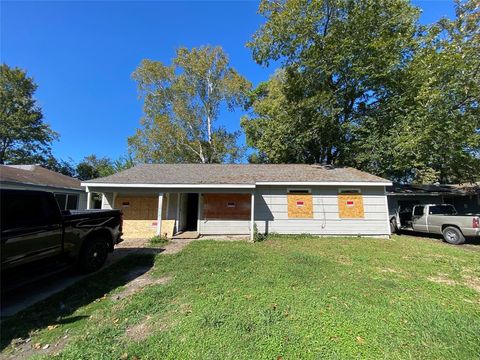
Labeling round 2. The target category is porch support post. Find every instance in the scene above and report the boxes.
[157,192,164,236]
[86,188,92,210]
[250,191,255,242]
[176,193,181,233]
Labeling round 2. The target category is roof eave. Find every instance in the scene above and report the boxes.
[82,180,392,189]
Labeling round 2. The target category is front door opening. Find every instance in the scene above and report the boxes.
[185,193,199,231]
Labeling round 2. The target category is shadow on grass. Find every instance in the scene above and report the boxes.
[0,249,160,350]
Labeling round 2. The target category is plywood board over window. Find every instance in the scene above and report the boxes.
[115,196,158,220]
[203,194,251,220]
[338,193,365,218]
[287,194,313,218]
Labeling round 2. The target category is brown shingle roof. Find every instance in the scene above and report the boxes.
[0,165,82,190]
[84,164,390,185]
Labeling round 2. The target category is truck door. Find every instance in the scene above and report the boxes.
[411,205,428,232]
[1,190,63,269]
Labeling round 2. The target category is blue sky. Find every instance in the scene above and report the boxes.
[1,1,456,164]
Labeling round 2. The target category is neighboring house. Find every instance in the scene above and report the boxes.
[387,183,480,218]
[82,164,392,240]
[0,165,87,210]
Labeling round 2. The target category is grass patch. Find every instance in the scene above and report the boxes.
[148,235,169,247]
[1,235,479,359]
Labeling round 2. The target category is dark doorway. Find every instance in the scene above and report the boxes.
[185,193,199,230]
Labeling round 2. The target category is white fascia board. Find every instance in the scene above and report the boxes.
[80,182,256,189]
[255,181,393,186]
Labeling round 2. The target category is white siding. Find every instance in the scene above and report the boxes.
[77,193,88,210]
[166,193,178,220]
[199,220,250,235]
[97,186,390,237]
[101,192,116,210]
[254,185,390,236]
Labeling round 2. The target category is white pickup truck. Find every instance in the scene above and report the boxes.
[390,204,480,245]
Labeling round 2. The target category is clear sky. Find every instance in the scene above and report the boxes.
[1,0,456,164]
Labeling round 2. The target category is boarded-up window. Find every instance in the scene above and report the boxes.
[115,196,158,220]
[287,190,313,218]
[203,194,251,220]
[338,190,364,218]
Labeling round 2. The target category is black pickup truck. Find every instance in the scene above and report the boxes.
[1,189,123,273]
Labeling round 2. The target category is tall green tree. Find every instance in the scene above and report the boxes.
[0,64,58,164]
[76,155,115,181]
[243,0,419,164]
[350,0,480,183]
[43,156,77,177]
[129,46,251,164]
[75,154,135,180]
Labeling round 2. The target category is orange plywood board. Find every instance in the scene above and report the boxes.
[287,194,313,218]
[115,196,158,220]
[338,194,365,218]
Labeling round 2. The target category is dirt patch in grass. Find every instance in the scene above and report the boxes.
[428,272,480,293]
[427,274,457,286]
[4,332,69,360]
[125,315,170,342]
[126,319,152,342]
[378,267,402,274]
[335,255,353,265]
[162,239,193,254]
[111,267,172,301]
[462,275,480,293]
[125,316,155,342]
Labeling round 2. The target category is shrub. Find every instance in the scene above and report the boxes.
[149,235,169,247]
[253,223,266,242]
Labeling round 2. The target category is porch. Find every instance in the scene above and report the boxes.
[84,187,255,241]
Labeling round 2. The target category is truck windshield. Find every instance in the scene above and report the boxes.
[429,205,457,215]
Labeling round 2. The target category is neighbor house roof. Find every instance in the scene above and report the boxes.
[83,164,391,187]
[387,183,480,196]
[0,165,82,191]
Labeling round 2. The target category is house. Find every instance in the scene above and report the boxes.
[387,183,480,217]
[0,165,87,210]
[82,164,392,240]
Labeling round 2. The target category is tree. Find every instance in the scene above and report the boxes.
[75,154,135,180]
[76,155,115,181]
[129,46,251,164]
[242,70,306,163]
[43,156,77,177]
[244,0,419,165]
[113,154,135,173]
[0,64,58,165]
[350,0,480,183]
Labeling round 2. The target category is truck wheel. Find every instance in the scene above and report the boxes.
[442,226,465,245]
[390,218,398,234]
[79,236,109,272]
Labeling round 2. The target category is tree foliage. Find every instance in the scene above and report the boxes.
[129,46,251,164]
[244,0,419,164]
[43,156,77,177]
[75,154,134,181]
[0,64,58,165]
[244,0,479,183]
[351,0,480,183]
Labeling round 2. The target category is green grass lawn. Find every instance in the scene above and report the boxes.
[2,235,479,359]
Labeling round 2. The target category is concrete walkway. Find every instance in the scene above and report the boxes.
[0,238,192,317]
